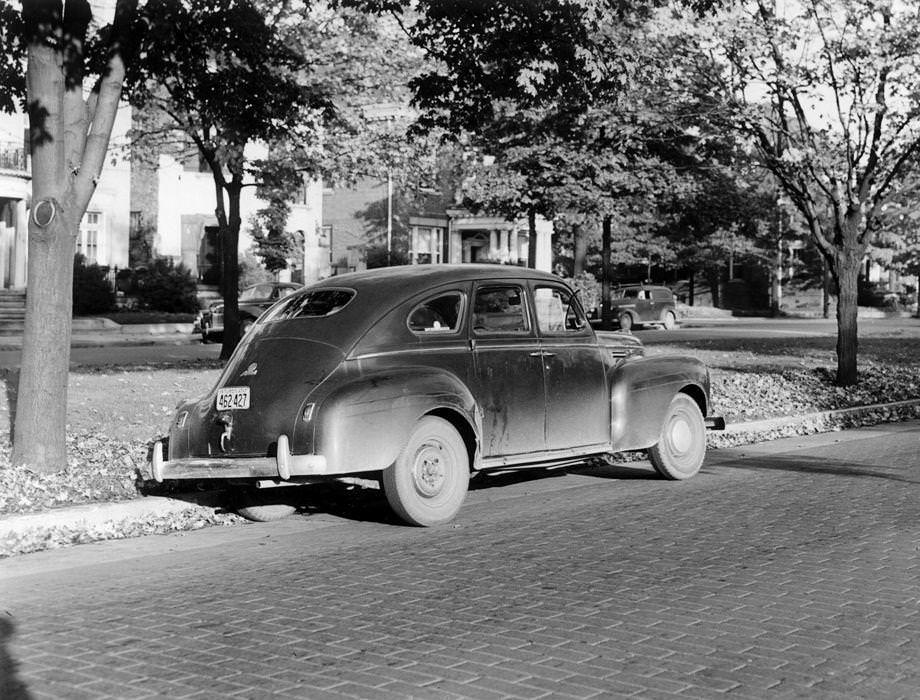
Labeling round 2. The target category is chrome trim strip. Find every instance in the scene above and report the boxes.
[479,443,612,470]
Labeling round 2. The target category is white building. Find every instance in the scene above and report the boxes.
[0,105,132,289]
[146,147,322,283]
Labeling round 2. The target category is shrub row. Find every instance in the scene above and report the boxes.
[73,256,199,315]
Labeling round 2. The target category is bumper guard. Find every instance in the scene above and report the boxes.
[151,435,327,483]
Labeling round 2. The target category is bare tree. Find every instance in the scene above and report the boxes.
[696,0,920,385]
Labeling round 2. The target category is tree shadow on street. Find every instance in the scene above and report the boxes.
[713,452,920,485]
[0,615,32,700]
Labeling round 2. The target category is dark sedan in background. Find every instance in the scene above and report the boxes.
[196,282,302,342]
[156,265,723,526]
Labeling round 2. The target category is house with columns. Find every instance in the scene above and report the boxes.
[319,178,554,281]
[407,210,552,270]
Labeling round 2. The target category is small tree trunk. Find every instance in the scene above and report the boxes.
[526,207,537,270]
[834,250,860,386]
[601,215,613,330]
[219,181,243,360]
[572,223,586,277]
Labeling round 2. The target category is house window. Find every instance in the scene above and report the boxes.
[79,211,103,263]
[412,226,443,264]
[293,180,310,205]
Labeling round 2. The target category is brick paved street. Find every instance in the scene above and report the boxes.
[2,421,920,699]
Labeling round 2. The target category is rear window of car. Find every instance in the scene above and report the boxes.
[260,288,355,322]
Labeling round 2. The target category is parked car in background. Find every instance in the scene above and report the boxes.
[154,265,723,526]
[196,282,302,342]
[609,284,678,331]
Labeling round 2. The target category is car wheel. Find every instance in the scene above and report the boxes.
[661,310,676,330]
[383,416,470,526]
[234,489,297,522]
[618,312,633,332]
[649,393,706,480]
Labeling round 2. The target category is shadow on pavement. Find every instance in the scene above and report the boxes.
[716,452,920,484]
[140,460,663,527]
[0,616,32,700]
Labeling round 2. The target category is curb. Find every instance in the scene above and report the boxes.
[722,398,920,434]
[0,494,217,540]
[2,400,919,556]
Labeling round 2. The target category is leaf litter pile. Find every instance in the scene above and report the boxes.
[1,337,918,556]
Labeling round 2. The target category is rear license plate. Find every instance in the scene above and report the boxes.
[216,386,250,410]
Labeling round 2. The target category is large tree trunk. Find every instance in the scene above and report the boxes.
[834,248,861,386]
[13,2,79,472]
[13,217,76,472]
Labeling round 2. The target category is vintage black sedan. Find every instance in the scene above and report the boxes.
[153,265,724,526]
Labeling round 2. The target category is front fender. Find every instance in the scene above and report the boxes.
[609,355,710,452]
[299,367,479,474]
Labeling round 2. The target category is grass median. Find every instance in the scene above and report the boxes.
[1,334,918,556]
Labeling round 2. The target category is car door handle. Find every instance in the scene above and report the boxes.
[529,351,557,357]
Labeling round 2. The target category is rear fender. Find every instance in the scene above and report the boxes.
[609,356,710,452]
[299,368,480,474]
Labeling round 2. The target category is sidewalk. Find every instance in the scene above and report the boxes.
[0,318,198,350]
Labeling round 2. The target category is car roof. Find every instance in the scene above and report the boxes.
[260,265,571,352]
[311,264,564,296]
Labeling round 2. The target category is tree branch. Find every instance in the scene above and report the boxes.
[72,0,137,213]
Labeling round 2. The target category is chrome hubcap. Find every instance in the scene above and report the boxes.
[670,417,692,453]
[413,442,447,497]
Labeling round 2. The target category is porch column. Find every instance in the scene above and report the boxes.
[508,231,519,264]
[12,199,27,288]
[489,230,498,259]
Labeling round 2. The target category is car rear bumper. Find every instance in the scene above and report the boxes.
[705,416,726,430]
[151,435,327,482]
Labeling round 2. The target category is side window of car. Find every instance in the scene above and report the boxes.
[652,289,672,302]
[534,286,588,333]
[472,285,529,334]
[407,292,464,334]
